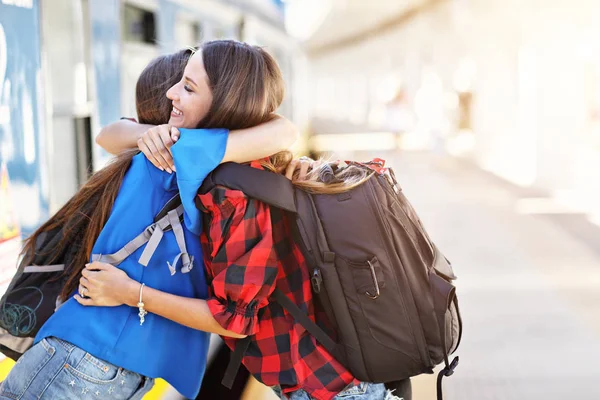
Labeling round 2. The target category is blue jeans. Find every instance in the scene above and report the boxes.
[0,337,154,400]
[273,382,405,400]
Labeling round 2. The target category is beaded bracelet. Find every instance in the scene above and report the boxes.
[137,283,148,326]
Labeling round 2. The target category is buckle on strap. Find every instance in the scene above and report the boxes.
[441,356,459,377]
[436,356,459,400]
[311,268,323,293]
[144,223,156,236]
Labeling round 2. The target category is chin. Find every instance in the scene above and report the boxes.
[168,119,184,128]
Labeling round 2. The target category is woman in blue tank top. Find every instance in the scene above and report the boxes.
[0,41,297,400]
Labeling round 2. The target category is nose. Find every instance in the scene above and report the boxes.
[166,83,179,101]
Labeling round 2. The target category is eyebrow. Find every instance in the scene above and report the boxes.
[184,76,198,88]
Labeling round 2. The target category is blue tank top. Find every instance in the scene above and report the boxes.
[36,128,229,399]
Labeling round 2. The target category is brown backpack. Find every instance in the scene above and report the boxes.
[199,160,462,400]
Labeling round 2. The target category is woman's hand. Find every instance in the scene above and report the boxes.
[285,156,321,181]
[74,262,138,307]
[138,124,180,173]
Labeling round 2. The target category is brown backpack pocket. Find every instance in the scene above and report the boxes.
[338,255,421,363]
[428,247,462,361]
[348,256,386,299]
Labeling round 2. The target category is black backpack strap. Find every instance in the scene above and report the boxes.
[154,193,182,224]
[431,272,460,400]
[198,163,297,213]
[220,288,339,389]
[452,296,463,352]
[272,289,337,354]
[221,336,252,389]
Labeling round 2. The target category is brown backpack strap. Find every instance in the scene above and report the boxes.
[198,162,297,213]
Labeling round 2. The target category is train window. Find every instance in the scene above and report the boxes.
[236,19,245,40]
[175,19,202,47]
[193,23,203,42]
[123,4,156,45]
[74,117,94,185]
[213,26,226,39]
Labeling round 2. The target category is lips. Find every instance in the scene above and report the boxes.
[172,106,183,116]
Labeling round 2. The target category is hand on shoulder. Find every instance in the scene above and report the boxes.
[137,124,180,173]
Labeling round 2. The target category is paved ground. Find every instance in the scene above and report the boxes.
[385,151,600,400]
[169,150,600,399]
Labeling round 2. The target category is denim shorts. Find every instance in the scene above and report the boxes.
[0,337,154,400]
[272,382,404,400]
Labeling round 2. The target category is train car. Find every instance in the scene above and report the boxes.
[0,0,305,398]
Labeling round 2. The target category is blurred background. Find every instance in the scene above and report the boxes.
[1,0,600,399]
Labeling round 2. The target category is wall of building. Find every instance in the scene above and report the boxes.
[0,0,304,285]
[308,0,600,223]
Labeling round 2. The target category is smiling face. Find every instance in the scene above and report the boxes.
[166,51,213,128]
[135,49,193,126]
[165,40,285,131]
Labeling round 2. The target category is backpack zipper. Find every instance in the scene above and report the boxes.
[366,178,432,368]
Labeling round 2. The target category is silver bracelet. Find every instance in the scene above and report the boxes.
[137,283,148,326]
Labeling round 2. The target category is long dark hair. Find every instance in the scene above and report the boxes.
[21,49,194,300]
[196,41,372,193]
[22,41,289,300]
[136,48,196,125]
[198,40,284,130]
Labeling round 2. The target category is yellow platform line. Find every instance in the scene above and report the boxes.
[0,357,170,399]
[0,358,14,381]
[143,378,171,400]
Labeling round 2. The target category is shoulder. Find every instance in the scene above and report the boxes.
[170,128,229,180]
[249,159,269,170]
[197,159,272,213]
[197,186,248,214]
[135,152,177,191]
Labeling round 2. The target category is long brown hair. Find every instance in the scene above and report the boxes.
[136,48,196,125]
[196,41,373,193]
[22,49,194,300]
[23,41,367,301]
[198,40,284,130]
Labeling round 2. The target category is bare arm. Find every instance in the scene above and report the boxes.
[127,282,247,339]
[221,116,297,163]
[76,262,246,339]
[95,119,154,155]
[95,115,299,170]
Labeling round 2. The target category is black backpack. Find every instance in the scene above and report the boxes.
[0,194,186,360]
[199,160,462,400]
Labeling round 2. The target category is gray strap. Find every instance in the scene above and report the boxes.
[0,327,35,353]
[138,225,164,266]
[92,204,186,269]
[92,226,154,266]
[166,209,194,274]
[93,222,162,266]
[23,264,65,273]
[167,253,181,276]
[142,205,184,268]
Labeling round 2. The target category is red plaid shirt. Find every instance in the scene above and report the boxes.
[197,162,356,400]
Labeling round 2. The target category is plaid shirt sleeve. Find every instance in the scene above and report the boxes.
[200,187,279,336]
